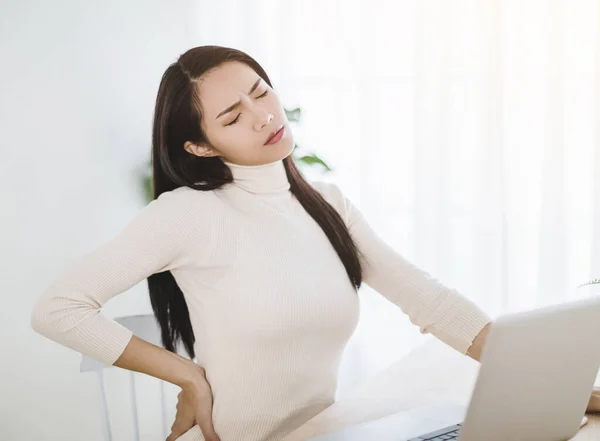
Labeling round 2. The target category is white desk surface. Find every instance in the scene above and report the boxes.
[281,338,600,441]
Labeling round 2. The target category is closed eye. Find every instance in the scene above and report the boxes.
[225,90,269,126]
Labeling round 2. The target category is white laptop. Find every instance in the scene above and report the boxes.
[310,295,600,441]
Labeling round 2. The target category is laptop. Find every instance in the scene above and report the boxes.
[310,295,600,441]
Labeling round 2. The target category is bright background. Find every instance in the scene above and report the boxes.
[2,0,600,440]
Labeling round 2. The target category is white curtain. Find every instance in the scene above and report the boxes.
[192,0,600,393]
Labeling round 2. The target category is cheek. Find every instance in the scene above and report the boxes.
[270,94,282,110]
[226,127,256,150]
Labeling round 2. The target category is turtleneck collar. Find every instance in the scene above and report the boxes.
[223,158,291,194]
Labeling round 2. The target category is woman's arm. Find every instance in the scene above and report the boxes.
[113,334,201,388]
[30,189,210,376]
[314,181,493,356]
[466,321,492,362]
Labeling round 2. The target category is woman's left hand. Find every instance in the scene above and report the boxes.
[586,386,600,413]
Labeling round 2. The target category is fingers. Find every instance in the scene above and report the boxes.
[167,411,195,441]
[166,420,189,441]
[193,380,220,441]
[165,430,181,441]
[168,424,220,441]
[196,404,221,441]
[170,374,220,441]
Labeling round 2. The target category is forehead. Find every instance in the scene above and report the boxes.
[197,62,260,111]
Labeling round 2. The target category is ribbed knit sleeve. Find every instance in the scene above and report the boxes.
[314,181,492,355]
[30,188,205,366]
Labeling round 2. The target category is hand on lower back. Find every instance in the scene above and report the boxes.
[166,365,220,441]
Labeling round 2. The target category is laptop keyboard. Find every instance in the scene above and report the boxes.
[407,423,462,440]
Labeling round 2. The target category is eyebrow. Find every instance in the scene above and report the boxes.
[216,78,263,120]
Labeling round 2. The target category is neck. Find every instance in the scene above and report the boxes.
[223,158,291,194]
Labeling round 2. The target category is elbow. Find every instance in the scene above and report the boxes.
[31,287,100,340]
[30,290,75,337]
[30,294,54,336]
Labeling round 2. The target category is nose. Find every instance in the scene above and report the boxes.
[253,108,274,131]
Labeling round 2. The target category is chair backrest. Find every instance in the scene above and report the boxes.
[79,314,172,441]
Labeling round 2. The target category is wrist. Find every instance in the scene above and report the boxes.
[167,351,204,388]
[181,361,206,387]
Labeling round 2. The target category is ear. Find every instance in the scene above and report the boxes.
[184,141,219,158]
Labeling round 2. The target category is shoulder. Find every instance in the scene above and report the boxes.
[135,186,219,240]
[151,186,219,214]
[310,180,350,223]
[161,185,217,201]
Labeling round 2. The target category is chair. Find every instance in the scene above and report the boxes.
[79,314,175,441]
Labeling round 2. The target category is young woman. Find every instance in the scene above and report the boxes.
[31,45,501,441]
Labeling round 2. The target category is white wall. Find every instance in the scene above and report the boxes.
[1,1,201,439]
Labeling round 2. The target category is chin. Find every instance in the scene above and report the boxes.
[264,137,294,160]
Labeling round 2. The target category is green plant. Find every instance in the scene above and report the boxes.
[140,106,331,203]
[578,279,600,288]
[284,107,332,172]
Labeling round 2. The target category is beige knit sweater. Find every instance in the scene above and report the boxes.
[30,158,492,441]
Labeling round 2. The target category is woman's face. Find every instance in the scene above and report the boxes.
[184,61,294,166]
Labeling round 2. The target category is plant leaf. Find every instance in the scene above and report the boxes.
[295,154,332,172]
[285,107,301,123]
[578,278,600,288]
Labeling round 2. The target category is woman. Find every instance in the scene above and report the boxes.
[32,45,508,441]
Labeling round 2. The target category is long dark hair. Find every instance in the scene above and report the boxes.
[148,45,363,360]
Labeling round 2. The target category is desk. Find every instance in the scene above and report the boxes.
[282,338,600,441]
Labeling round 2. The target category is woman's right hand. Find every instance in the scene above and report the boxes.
[166,365,221,441]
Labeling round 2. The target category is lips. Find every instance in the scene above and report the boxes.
[264,125,284,145]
